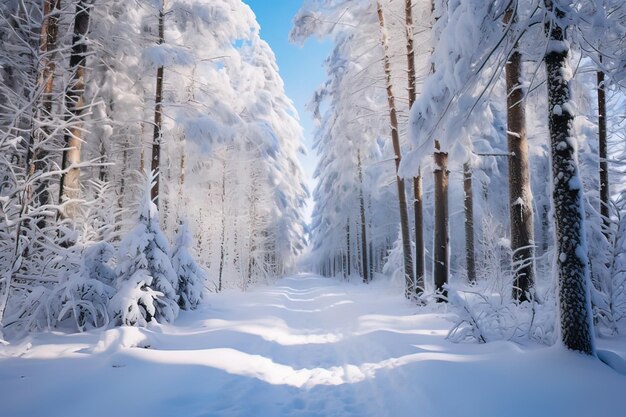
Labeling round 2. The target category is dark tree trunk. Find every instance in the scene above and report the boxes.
[150,3,165,207]
[369,240,374,278]
[544,0,594,355]
[433,141,449,300]
[464,162,476,283]
[217,162,226,292]
[414,171,424,292]
[505,7,535,302]
[597,66,609,238]
[357,150,369,283]
[346,220,352,277]
[377,0,415,297]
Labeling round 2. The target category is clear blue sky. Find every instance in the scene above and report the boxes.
[243,0,331,223]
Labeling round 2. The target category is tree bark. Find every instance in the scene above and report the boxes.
[58,0,91,220]
[150,2,165,207]
[597,66,609,239]
[434,141,448,300]
[217,161,226,292]
[464,162,476,283]
[413,170,424,291]
[376,0,415,297]
[405,0,425,296]
[544,0,594,355]
[346,219,351,277]
[26,0,61,221]
[178,139,186,208]
[505,7,535,302]
[357,150,369,283]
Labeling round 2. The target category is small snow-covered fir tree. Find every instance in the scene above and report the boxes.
[49,245,115,332]
[172,220,204,310]
[110,177,179,326]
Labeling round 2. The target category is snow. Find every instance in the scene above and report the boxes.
[1,274,625,417]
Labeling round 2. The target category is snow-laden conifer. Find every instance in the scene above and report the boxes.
[110,176,179,326]
[172,220,204,310]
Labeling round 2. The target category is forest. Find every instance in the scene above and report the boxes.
[0,0,625,416]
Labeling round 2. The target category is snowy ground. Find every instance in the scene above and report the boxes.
[1,274,625,417]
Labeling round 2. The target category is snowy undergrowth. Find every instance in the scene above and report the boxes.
[1,275,625,417]
[446,281,557,345]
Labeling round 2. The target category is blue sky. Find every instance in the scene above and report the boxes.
[243,0,331,222]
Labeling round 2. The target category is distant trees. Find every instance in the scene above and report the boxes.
[291,0,402,280]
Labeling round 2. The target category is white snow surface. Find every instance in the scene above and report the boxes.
[1,274,625,417]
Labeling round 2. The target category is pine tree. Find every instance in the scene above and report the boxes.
[172,220,204,310]
[110,176,179,326]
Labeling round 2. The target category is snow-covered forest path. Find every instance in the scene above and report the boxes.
[1,274,625,417]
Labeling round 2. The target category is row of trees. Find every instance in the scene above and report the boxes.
[296,0,626,354]
[0,0,307,336]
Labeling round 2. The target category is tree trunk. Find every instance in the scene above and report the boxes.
[357,150,369,283]
[505,7,535,302]
[150,2,165,207]
[178,139,186,211]
[464,162,476,283]
[433,141,448,300]
[369,240,374,277]
[26,0,61,221]
[376,0,415,297]
[544,0,594,355]
[413,170,425,291]
[346,219,351,277]
[405,0,425,296]
[58,0,91,220]
[217,161,226,292]
[597,66,609,239]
